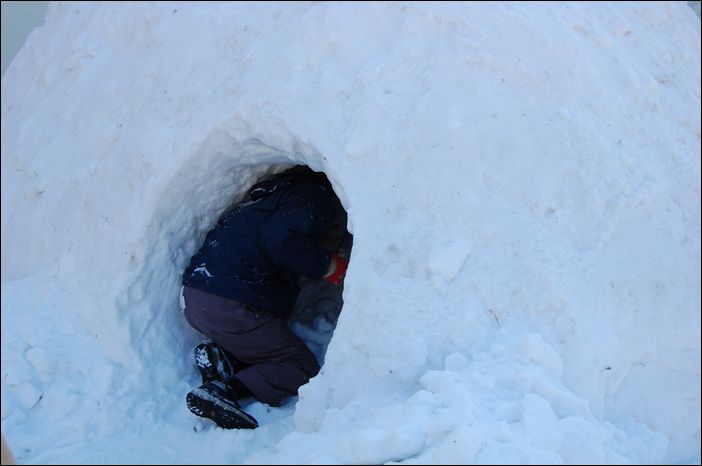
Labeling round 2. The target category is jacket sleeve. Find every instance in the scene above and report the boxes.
[260,183,335,278]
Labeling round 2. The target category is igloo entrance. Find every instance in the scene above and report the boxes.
[177,159,352,412]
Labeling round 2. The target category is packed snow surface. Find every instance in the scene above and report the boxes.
[1,2,700,464]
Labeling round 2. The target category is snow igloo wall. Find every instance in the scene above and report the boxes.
[1,2,700,464]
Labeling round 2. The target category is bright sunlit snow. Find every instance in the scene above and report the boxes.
[1,2,700,464]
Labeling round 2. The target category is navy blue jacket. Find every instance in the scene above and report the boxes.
[182,167,337,318]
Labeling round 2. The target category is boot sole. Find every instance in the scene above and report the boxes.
[186,388,258,429]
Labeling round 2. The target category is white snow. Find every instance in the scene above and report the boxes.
[193,264,213,278]
[1,1,700,464]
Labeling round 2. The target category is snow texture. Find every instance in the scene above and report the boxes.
[1,1,700,464]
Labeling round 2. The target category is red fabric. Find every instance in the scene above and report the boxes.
[324,253,349,286]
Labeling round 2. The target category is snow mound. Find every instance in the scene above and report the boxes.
[2,2,699,464]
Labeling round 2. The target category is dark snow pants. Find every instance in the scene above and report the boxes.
[182,286,320,406]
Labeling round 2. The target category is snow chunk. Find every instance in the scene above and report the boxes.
[428,238,473,288]
[518,333,563,379]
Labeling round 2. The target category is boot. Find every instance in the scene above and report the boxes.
[186,380,258,429]
[194,341,236,385]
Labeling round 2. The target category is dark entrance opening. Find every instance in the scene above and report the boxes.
[182,163,352,398]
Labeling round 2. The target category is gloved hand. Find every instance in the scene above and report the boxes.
[323,252,349,286]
